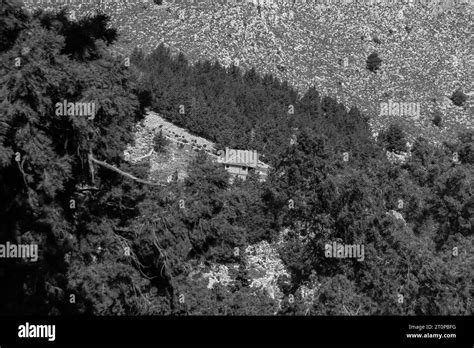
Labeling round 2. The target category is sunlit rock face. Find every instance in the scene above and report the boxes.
[386,209,406,225]
[188,237,291,302]
[386,150,410,164]
[201,264,235,289]
[245,240,291,300]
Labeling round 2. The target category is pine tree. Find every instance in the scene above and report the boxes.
[450,88,467,107]
[0,4,155,315]
[366,52,382,73]
[153,130,169,154]
[0,0,28,53]
[432,110,443,127]
[379,123,407,153]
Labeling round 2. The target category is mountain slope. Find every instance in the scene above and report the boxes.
[23,0,472,142]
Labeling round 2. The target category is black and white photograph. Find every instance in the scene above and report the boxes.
[0,0,472,346]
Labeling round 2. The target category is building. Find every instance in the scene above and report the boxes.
[218,147,270,182]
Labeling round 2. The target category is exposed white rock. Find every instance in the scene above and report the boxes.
[386,210,406,224]
[201,264,234,289]
[245,240,291,300]
[386,150,410,164]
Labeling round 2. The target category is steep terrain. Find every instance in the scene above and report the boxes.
[124,111,218,183]
[3,1,472,317]
[23,0,473,143]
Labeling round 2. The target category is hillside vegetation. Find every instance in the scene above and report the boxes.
[23,0,473,142]
[1,0,472,316]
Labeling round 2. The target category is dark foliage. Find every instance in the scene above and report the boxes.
[153,130,168,154]
[366,52,382,73]
[0,0,28,52]
[378,123,407,153]
[432,110,443,127]
[450,89,467,107]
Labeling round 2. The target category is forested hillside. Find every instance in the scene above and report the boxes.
[0,0,472,316]
[131,43,378,167]
[22,0,474,143]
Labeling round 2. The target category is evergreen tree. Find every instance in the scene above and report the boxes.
[450,88,467,107]
[379,123,407,153]
[153,130,169,154]
[432,110,443,127]
[0,4,154,315]
[0,0,28,53]
[366,52,382,73]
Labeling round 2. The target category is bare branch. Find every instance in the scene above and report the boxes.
[75,187,101,192]
[17,154,28,186]
[88,150,95,184]
[88,154,166,187]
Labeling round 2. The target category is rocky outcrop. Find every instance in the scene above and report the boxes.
[386,150,410,164]
[201,264,236,289]
[188,237,291,305]
[386,209,406,225]
[245,241,291,300]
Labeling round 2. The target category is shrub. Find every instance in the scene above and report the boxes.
[153,130,168,153]
[432,110,443,127]
[366,52,382,73]
[450,89,467,107]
